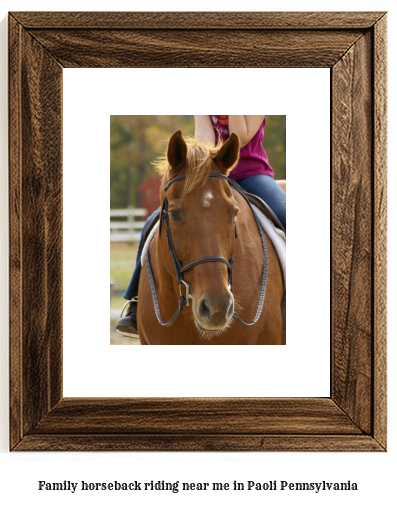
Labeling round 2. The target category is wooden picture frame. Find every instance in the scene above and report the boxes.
[9,11,387,451]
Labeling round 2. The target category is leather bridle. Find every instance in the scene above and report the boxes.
[162,172,235,292]
[144,172,268,328]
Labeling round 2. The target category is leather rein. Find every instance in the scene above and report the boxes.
[144,172,268,328]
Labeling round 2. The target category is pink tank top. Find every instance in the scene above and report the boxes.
[210,115,274,180]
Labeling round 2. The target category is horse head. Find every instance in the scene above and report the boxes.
[159,130,241,335]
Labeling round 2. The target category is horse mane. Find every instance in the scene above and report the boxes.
[152,136,222,194]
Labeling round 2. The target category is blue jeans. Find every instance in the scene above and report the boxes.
[123,174,286,300]
[236,174,286,232]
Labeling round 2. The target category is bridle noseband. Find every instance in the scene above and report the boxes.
[144,172,268,328]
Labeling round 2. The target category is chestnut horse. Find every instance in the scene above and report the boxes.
[137,130,285,345]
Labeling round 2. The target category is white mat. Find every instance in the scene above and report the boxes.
[141,220,160,264]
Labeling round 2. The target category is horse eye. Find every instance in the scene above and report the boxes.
[169,210,181,222]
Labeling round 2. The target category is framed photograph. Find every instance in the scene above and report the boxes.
[9,11,387,451]
[107,113,287,346]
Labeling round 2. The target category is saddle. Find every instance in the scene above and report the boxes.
[227,179,285,235]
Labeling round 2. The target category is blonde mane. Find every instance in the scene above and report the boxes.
[152,136,222,194]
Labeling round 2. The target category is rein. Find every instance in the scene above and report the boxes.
[144,172,268,328]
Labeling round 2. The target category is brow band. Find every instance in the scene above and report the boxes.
[163,172,229,191]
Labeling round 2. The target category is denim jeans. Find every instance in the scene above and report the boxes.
[123,174,286,300]
[236,174,286,232]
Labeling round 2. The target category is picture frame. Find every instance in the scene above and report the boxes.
[9,11,387,451]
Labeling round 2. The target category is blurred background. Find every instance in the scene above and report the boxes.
[110,115,286,344]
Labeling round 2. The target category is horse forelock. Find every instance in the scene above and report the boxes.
[154,137,222,194]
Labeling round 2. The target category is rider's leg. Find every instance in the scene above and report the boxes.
[116,208,160,336]
[236,174,286,231]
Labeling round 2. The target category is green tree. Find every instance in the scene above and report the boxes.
[263,115,286,180]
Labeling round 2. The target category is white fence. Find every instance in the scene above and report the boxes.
[110,207,147,242]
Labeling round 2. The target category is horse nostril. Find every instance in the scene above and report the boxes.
[198,299,211,321]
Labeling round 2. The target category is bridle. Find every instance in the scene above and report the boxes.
[162,172,235,295]
[144,172,268,328]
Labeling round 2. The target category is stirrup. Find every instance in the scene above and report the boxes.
[119,297,138,319]
[119,299,131,319]
[116,298,139,339]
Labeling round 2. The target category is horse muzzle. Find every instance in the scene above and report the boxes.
[195,292,235,332]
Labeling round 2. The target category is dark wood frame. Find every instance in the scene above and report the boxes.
[9,11,387,451]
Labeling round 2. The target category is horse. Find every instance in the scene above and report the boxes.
[137,130,285,345]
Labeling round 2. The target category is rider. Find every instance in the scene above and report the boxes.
[116,115,286,337]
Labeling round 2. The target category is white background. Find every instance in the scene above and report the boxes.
[0,1,395,507]
[63,68,330,397]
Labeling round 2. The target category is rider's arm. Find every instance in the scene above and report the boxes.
[228,115,265,147]
[194,115,215,146]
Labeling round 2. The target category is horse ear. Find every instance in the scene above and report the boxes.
[213,132,240,174]
[167,130,187,172]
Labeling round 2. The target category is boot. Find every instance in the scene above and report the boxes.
[116,298,138,338]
